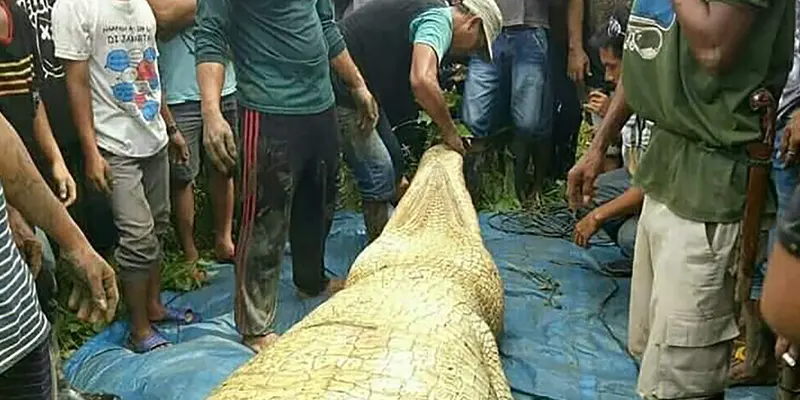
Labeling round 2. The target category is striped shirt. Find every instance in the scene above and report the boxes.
[0,0,41,155]
[0,183,50,375]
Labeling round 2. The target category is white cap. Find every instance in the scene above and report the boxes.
[459,0,502,62]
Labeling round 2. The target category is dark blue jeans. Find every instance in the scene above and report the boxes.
[462,27,552,139]
[751,114,799,300]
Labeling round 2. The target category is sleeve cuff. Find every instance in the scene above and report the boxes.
[54,48,90,61]
[327,37,346,60]
[195,53,227,66]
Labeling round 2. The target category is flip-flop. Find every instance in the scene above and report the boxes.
[152,307,201,325]
[127,329,170,353]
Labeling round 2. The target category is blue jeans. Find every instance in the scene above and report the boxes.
[337,106,396,202]
[751,115,799,300]
[591,168,638,258]
[462,27,552,139]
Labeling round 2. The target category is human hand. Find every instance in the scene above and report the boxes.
[567,147,604,209]
[350,86,378,135]
[573,211,601,247]
[203,112,237,175]
[85,152,112,196]
[8,206,43,278]
[168,131,190,165]
[568,47,590,85]
[442,128,467,155]
[781,109,800,165]
[584,90,610,117]
[52,161,77,207]
[62,246,119,324]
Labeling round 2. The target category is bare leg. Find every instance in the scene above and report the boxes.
[125,278,157,343]
[171,180,199,263]
[146,265,167,321]
[209,167,235,261]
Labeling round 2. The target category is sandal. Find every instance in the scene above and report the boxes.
[152,307,202,325]
[127,329,170,353]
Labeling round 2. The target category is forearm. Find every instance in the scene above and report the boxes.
[0,115,86,252]
[64,62,100,160]
[567,0,584,52]
[160,92,177,128]
[413,76,457,133]
[197,62,225,118]
[592,186,644,223]
[330,49,367,90]
[763,242,800,344]
[589,81,632,155]
[32,100,65,167]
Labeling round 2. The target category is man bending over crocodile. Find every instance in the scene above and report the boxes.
[331,0,502,240]
[195,0,378,353]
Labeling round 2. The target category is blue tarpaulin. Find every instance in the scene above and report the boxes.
[64,213,773,400]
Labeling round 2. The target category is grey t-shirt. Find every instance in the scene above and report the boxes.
[778,0,800,121]
[496,0,549,29]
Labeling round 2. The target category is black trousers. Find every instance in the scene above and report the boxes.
[0,340,52,400]
[233,106,339,337]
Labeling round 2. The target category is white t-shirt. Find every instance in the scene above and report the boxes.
[52,0,167,158]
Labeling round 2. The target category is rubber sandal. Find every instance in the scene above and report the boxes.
[152,307,201,325]
[127,330,170,353]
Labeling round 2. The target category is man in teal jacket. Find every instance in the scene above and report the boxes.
[195,0,377,353]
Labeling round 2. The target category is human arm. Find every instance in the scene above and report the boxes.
[567,0,589,84]
[762,185,800,345]
[330,50,378,133]
[146,0,196,39]
[161,92,189,164]
[0,111,118,323]
[410,43,465,154]
[195,0,236,174]
[7,204,43,277]
[32,100,76,206]
[567,79,633,208]
[573,186,644,247]
[52,0,113,195]
[672,0,757,75]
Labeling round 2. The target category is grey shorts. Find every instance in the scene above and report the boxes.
[170,95,238,183]
[103,148,170,281]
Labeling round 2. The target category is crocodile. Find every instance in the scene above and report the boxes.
[210,145,511,399]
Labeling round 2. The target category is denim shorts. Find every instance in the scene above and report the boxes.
[337,106,395,202]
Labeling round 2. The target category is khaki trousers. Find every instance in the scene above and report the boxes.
[629,196,741,399]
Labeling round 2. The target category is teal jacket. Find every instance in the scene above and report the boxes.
[195,0,346,115]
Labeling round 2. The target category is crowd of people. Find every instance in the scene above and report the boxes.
[0,0,799,398]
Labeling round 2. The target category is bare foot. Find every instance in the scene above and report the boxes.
[191,267,207,282]
[297,279,346,299]
[244,332,280,353]
[214,238,235,262]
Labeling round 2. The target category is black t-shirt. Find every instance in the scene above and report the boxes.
[0,1,40,156]
[16,0,77,150]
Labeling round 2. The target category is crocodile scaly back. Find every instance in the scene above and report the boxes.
[210,145,511,400]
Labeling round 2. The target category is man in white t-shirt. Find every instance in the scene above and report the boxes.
[53,0,197,353]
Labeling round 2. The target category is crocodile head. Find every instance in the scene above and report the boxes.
[384,144,481,241]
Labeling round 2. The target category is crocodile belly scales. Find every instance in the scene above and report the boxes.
[210,145,512,399]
